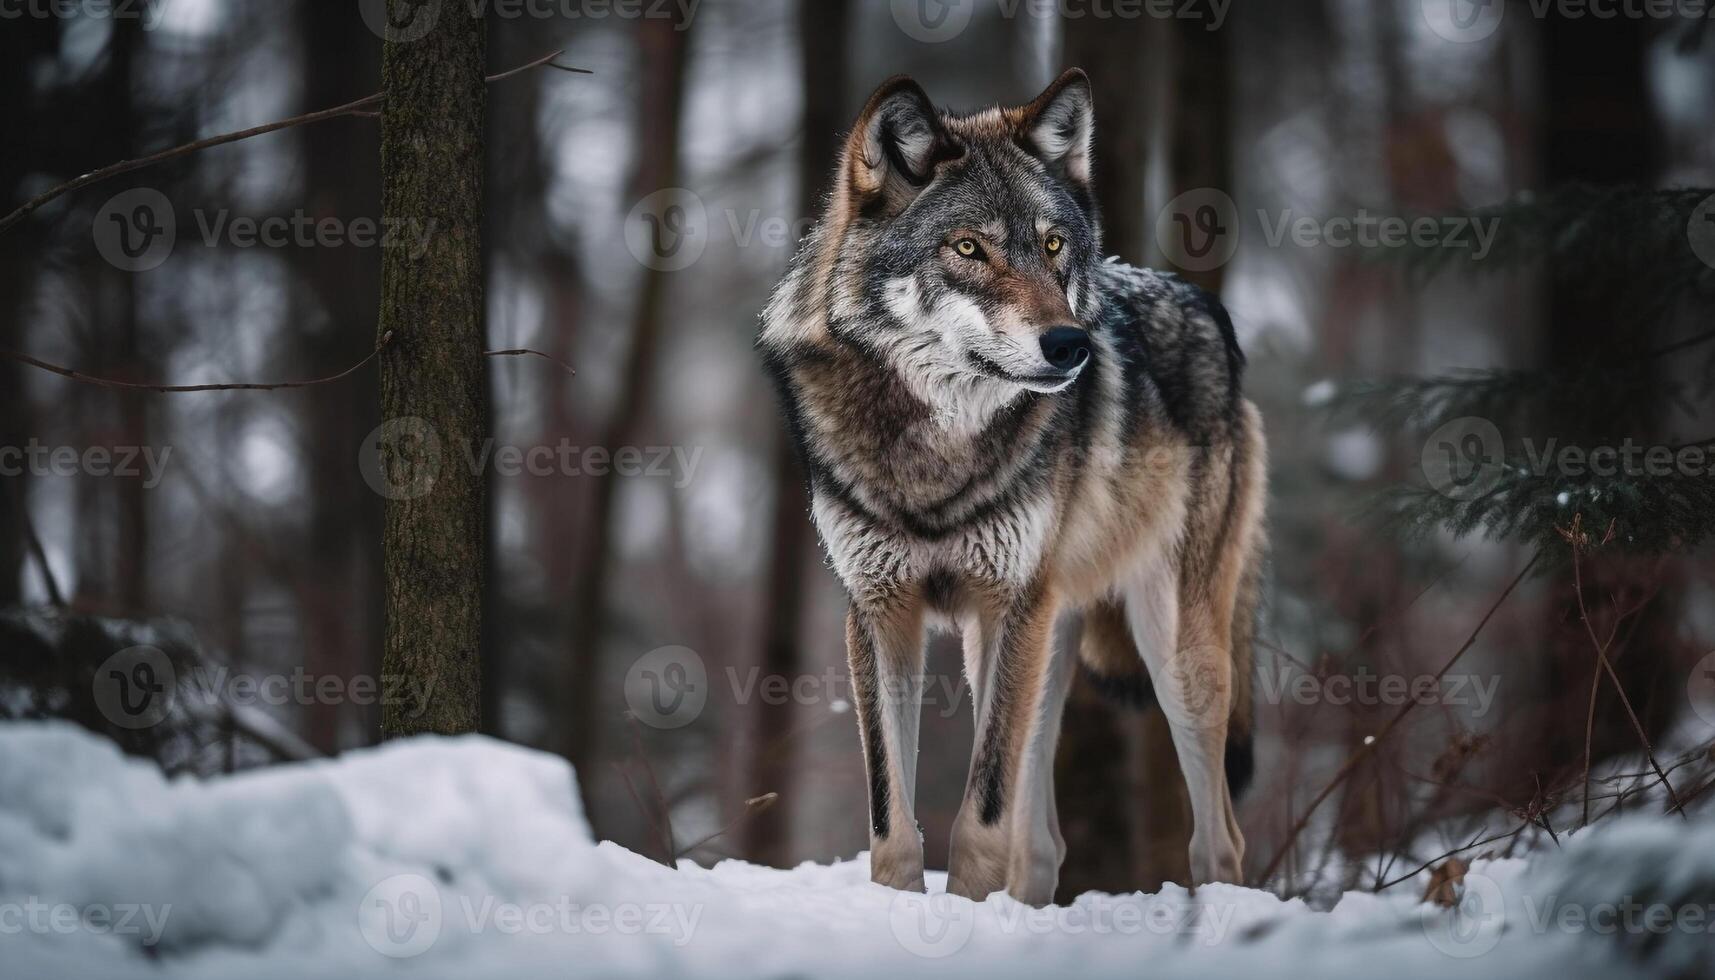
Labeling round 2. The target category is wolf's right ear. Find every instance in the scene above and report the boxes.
[842,76,960,218]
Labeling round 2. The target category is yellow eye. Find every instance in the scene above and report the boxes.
[954,238,979,257]
[1045,234,1064,255]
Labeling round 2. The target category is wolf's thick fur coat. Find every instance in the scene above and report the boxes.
[759,69,1267,904]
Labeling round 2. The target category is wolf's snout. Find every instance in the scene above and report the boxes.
[1039,326,1090,372]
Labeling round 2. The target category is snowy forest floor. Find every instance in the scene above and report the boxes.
[2,722,1711,979]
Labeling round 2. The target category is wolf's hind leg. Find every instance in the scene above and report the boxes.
[1123,555,1245,886]
[847,601,928,891]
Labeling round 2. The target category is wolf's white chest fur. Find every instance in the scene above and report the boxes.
[810,478,1057,604]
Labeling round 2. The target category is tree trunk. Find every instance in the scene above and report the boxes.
[565,10,693,772]
[0,19,53,603]
[1064,16,1151,267]
[741,0,850,867]
[77,17,148,613]
[377,1,488,737]
[297,2,382,751]
[1165,19,1231,295]
[1056,11,1161,899]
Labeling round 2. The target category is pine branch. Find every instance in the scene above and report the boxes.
[1367,186,1714,295]
[1365,445,1715,554]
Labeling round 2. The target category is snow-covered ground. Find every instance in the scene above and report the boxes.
[1,721,1709,979]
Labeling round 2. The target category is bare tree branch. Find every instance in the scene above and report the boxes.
[483,347,576,374]
[0,50,583,236]
[6,333,582,393]
[1,331,394,393]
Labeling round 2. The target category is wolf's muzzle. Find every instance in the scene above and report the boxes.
[1039,326,1091,372]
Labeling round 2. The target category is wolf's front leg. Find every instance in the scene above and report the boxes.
[947,583,1065,905]
[847,601,928,891]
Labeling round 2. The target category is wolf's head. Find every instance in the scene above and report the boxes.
[768,70,1102,403]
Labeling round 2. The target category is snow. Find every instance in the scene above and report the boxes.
[1,721,1710,979]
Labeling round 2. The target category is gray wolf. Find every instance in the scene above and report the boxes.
[758,69,1266,905]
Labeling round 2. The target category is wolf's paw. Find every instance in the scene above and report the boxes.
[1188,833,1244,887]
[1004,843,1061,907]
[871,852,927,893]
[946,848,1007,901]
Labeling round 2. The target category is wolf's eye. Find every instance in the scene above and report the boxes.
[1044,234,1064,255]
[953,238,981,259]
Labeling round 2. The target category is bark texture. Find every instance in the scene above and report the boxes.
[377,1,487,737]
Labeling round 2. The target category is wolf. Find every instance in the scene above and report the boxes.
[758,69,1267,905]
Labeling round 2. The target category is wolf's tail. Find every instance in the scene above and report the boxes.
[1077,600,1157,708]
[1224,399,1269,799]
[1224,534,1264,798]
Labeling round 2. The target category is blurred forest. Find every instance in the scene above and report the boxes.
[3,0,1714,903]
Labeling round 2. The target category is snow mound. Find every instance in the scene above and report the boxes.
[0,721,1707,979]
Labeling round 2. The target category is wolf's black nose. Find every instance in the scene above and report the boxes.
[1040,326,1091,371]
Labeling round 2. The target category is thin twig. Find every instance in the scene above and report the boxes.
[612,761,674,867]
[1674,773,1715,812]
[626,715,677,863]
[1520,772,1562,848]
[1375,819,1530,892]
[179,682,321,762]
[484,347,576,374]
[1256,552,1539,888]
[0,50,581,235]
[1,331,393,393]
[20,509,65,606]
[1566,517,1687,818]
[1642,326,1715,360]
[486,52,582,84]
[675,793,778,860]
[1579,575,1655,827]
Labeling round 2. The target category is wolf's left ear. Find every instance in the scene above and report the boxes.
[1015,68,1094,189]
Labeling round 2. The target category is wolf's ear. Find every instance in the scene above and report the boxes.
[1015,68,1094,189]
[843,76,961,218]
